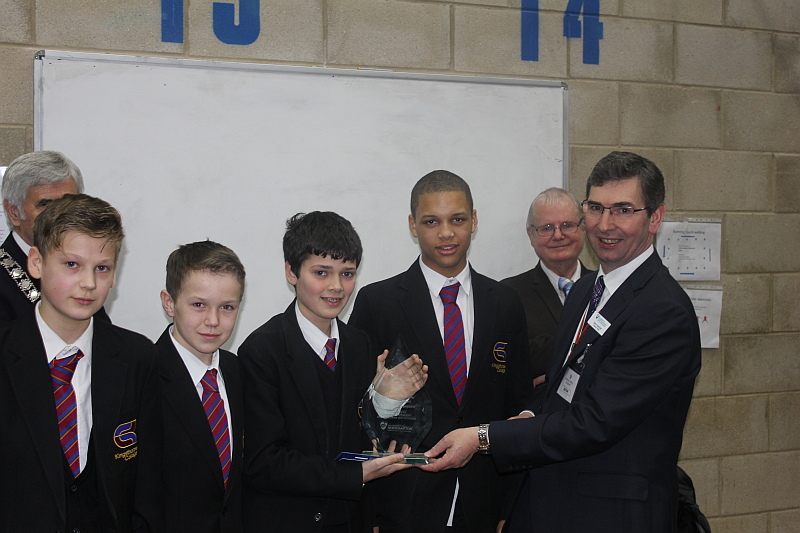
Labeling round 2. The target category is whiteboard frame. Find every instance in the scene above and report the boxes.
[33,50,568,347]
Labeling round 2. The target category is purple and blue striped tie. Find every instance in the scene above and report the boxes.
[586,275,605,320]
[324,338,337,371]
[50,350,84,477]
[201,369,232,488]
[440,282,467,405]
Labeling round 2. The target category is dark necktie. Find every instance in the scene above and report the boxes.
[440,282,467,405]
[324,338,337,371]
[586,275,605,319]
[50,349,85,477]
[201,369,232,487]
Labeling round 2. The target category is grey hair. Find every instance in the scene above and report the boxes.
[2,151,85,230]
[527,187,582,227]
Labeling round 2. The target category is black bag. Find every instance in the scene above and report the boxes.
[677,466,711,533]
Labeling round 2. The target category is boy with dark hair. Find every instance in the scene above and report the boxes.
[0,193,163,532]
[158,240,247,532]
[349,170,533,532]
[239,211,426,532]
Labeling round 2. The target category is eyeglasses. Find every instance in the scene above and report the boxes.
[581,201,648,218]
[530,221,582,237]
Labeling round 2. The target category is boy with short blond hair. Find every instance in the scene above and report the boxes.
[157,240,246,533]
[0,193,163,532]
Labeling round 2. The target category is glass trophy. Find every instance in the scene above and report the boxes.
[360,335,432,465]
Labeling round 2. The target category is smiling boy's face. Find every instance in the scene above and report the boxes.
[28,230,117,342]
[161,269,242,366]
[409,191,477,278]
[286,254,357,337]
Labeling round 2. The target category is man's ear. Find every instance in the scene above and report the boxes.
[649,204,666,235]
[28,247,43,280]
[3,199,22,227]
[408,213,418,238]
[160,289,175,318]
[285,262,298,287]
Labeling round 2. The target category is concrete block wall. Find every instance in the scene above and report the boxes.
[1,1,798,530]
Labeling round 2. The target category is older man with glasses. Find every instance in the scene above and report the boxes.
[501,188,594,399]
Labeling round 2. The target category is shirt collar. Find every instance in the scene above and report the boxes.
[540,261,583,286]
[418,256,472,297]
[294,301,340,355]
[13,230,31,257]
[168,325,221,387]
[36,301,94,362]
[597,246,655,297]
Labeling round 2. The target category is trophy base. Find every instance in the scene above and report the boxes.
[362,451,430,465]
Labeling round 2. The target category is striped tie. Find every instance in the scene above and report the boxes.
[440,282,467,404]
[586,275,605,320]
[558,277,574,296]
[50,349,85,477]
[324,338,337,371]
[201,369,232,487]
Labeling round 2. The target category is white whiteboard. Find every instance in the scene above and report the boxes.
[34,50,567,349]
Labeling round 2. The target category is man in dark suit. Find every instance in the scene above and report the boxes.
[501,187,592,386]
[349,171,533,532]
[157,241,247,532]
[0,151,82,326]
[0,194,163,532]
[422,152,701,533]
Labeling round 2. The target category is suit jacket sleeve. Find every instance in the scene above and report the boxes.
[238,325,364,501]
[491,287,698,471]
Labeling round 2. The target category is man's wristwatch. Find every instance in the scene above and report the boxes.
[477,424,491,454]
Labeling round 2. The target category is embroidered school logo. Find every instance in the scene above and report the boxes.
[493,342,507,363]
[492,342,507,374]
[113,420,138,449]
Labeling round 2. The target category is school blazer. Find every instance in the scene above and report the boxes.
[238,303,375,533]
[0,308,164,532]
[348,260,533,533]
[156,327,244,533]
[490,251,701,533]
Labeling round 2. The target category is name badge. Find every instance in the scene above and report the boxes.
[557,367,580,404]
[588,311,610,335]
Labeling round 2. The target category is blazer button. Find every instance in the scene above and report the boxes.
[456,417,464,424]
[70,484,78,492]
[314,512,322,522]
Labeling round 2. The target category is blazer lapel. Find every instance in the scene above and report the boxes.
[465,270,498,410]
[91,320,130,523]
[156,329,226,489]
[546,252,665,391]
[283,305,329,452]
[219,351,243,499]
[532,263,563,323]
[5,312,67,521]
[397,264,453,406]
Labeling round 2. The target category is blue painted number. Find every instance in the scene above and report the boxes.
[521,0,539,62]
[162,0,260,45]
[564,0,603,64]
[213,0,260,45]
[161,0,183,43]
